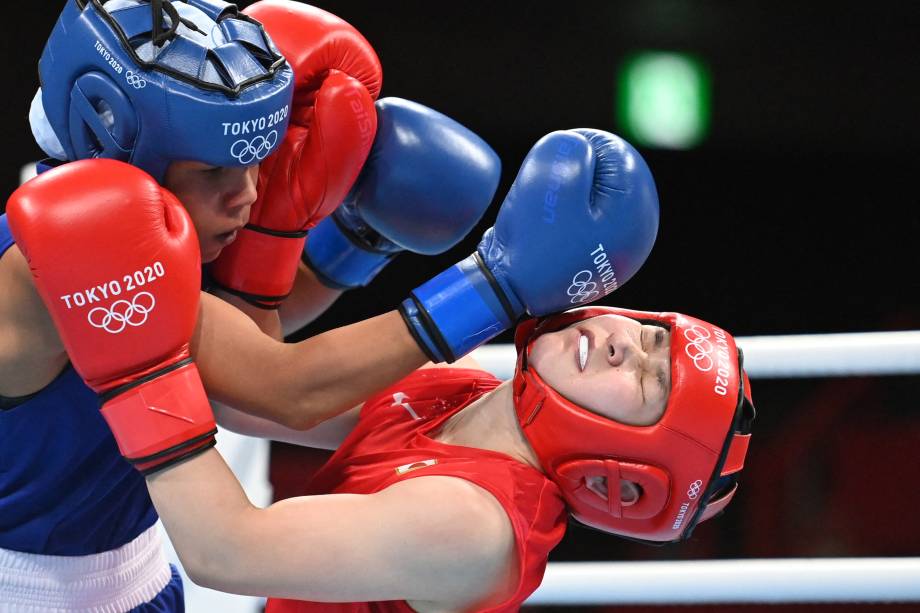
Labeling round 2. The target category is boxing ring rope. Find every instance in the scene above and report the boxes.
[526,558,920,605]
[472,330,920,606]
[471,329,920,380]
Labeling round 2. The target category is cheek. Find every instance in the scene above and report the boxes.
[567,373,634,421]
[178,192,217,227]
[529,335,569,383]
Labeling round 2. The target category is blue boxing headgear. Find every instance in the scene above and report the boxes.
[35,0,294,183]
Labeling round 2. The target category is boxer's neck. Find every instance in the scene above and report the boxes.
[433,381,542,471]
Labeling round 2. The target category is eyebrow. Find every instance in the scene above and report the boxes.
[650,326,671,399]
[657,365,668,391]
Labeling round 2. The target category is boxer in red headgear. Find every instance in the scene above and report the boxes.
[514,306,755,544]
[116,305,754,612]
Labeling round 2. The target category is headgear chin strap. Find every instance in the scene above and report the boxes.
[513,306,755,544]
[38,0,294,183]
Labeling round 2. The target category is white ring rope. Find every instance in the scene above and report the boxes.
[527,558,920,605]
[471,330,920,380]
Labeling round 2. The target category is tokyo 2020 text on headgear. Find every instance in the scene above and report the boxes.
[36,0,294,183]
[513,306,755,544]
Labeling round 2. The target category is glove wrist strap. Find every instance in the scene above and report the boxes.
[400,254,522,362]
[209,226,307,305]
[303,215,396,289]
[100,362,216,472]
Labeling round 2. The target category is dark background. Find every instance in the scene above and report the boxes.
[4,2,920,610]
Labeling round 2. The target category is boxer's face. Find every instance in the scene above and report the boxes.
[529,314,672,427]
[163,161,259,262]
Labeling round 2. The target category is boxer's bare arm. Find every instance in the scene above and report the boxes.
[211,354,482,447]
[278,261,345,337]
[0,247,424,425]
[0,246,68,397]
[193,292,428,429]
[212,288,284,341]
[212,402,360,450]
[212,262,343,341]
[149,448,517,611]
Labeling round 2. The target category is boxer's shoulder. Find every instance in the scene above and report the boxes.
[0,243,68,398]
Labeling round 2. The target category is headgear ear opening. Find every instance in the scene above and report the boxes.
[68,72,138,161]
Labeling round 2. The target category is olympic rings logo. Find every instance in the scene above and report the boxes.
[683,324,714,372]
[125,70,147,89]
[567,270,600,304]
[230,130,278,165]
[687,479,703,499]
[87,292,156,334]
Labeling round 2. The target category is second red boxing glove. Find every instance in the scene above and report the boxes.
[210,0,382,308]
[7,159,215,474]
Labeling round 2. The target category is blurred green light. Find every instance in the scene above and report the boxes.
[617,51,711,150]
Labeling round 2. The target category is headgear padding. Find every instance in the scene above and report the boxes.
[513,306,755,544]
[37,0,294,182]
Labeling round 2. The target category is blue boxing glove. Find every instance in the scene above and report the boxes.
[400,129,659,363]
[303,97,501,289]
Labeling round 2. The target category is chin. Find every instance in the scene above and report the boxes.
[201,245,222,264]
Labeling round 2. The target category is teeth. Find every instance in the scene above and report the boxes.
[578,333,589,371]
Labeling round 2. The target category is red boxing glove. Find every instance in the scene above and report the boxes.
[210,0,382,308]
[7,159,215,474]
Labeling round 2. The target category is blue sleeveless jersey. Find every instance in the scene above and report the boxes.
[0,214,157,555]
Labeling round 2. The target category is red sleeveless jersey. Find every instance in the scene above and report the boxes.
[266,368,567,613]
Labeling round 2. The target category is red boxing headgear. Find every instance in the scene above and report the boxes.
[513,306,755,544]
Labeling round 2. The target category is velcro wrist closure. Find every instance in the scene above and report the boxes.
[406,255,518,362]
[100,362,216,468]
[398,298,446,363]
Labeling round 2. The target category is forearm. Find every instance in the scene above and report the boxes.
[213,401,359,450]
[212,288,284,340]
[278,310,427,428]
[195,294,426,429]
[278,262,345,337]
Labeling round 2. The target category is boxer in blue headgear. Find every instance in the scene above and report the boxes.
[32,0,294,183]
[2,2,508,610]
[1,2,661,612]
[2,2,297,611]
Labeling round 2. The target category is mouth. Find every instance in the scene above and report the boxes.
[215,228,240,246]
[577,330,589,371]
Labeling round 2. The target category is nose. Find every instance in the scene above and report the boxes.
[224,166,259,213]
[606,331,647,369]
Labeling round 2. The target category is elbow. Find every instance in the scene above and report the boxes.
[174,549,220,590]
[275,395,330,431]
[181,550,242,593]
[184,562,216,590]
[276,406,322,431]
